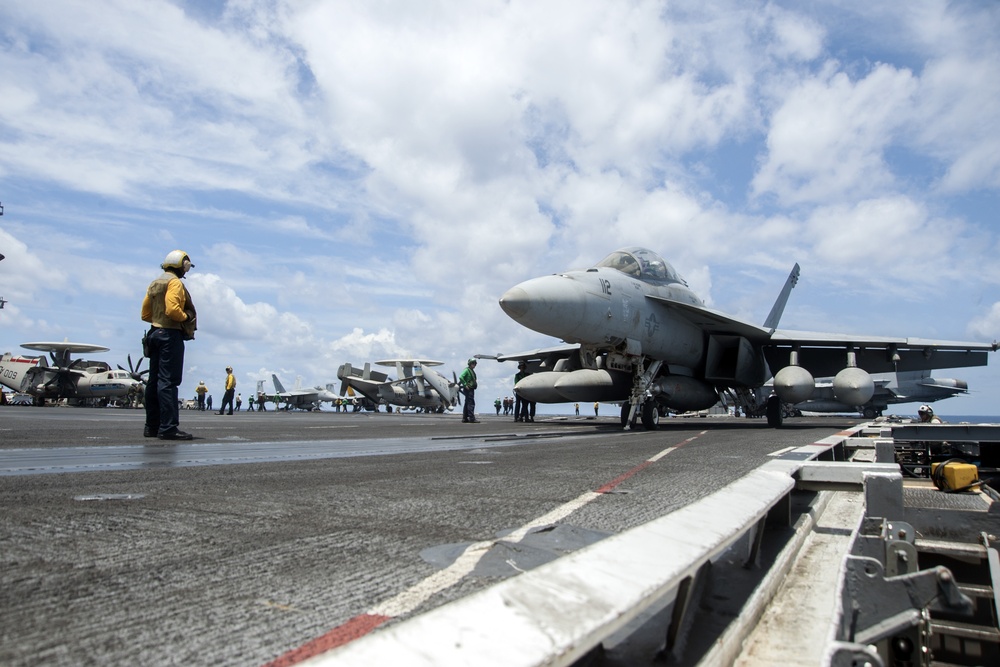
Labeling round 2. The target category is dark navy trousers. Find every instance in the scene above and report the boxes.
[144,327,185,435]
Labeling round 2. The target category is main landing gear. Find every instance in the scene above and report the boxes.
[621,399,661,430]
[622,358,663,431]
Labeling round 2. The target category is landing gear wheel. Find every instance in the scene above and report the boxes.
[765,395,783,428]
[620,402,633,428]
[862,407,877,419]
[641,401,660,430]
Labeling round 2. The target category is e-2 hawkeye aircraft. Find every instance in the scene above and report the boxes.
[494,247,998,429]
[0,341,145,405]
[336,359,459,413]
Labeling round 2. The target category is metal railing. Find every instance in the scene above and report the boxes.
[306,427,893,666]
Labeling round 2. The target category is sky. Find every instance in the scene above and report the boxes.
[1,0,998,416]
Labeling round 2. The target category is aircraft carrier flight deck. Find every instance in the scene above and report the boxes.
[3,407,997,667]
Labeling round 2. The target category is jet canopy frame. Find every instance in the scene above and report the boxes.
[594,247,686,286]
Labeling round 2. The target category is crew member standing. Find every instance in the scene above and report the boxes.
[141,249,197,440]
[218,366,236,415]
[459,358,479,423]
[514,361,529,422]
[195,380,208,410]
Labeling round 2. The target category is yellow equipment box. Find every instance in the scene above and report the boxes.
[930,461,980,492]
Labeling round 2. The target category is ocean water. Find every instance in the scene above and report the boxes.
[933,415,1000,424]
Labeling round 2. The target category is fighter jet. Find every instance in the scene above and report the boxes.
[0,341,144,406]
[766,370,969,419]
[336,359,459,413]
[496,247,997,429]
[270,374,340,411]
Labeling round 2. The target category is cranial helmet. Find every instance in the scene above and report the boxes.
[162,249,194,269]
[468,358,477,365]
[226,366,233,373]
[918,404,933,415]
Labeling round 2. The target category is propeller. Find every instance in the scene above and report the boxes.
[39,351,76,395]
[118,354,149,383]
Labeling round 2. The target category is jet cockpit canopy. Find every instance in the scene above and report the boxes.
[594,247,686,286]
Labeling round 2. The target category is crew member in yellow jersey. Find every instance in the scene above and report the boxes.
[141,250,197,440]
[218,366,236,415]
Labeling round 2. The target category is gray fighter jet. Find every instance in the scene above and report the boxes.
[496,247,997,429]
[270,374,341,411]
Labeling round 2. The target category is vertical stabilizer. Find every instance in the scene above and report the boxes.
[763,263,800,333]
[271,374,287,394]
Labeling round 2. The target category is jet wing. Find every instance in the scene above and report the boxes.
[649,295,996,375]
[764,329,997,377]
[644,295,772,341]
[494,343,581,364]
[284,389,319,400]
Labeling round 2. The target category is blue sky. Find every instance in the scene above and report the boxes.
[1,0,998,415]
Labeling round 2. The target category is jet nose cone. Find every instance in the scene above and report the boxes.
[498,275,588,338]
[499,286,530,320]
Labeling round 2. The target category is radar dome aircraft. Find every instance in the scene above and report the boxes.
[495,247,998,429]
[337,359,459,413]
[0,341,145,406]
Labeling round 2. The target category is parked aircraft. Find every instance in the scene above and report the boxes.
[270,374,340,411]
[336,359,459,413]
[495,247,997,429]
[762,370,969,419]
[0,341,144,405]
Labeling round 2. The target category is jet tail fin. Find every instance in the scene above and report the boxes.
[271,374,287,394]
[763,263,800,333]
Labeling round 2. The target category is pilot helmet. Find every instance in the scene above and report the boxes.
[162,249,194,269]
[918,404,933,416]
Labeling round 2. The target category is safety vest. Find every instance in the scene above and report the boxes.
[146,272,197,338]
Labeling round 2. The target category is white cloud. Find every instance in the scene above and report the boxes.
[1,1,999,410]
[753,63,918,205]
[969,303,1000,342]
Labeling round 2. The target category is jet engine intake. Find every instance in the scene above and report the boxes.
[650,376,719,412]
[772,365,815,405]
[833,367,875,406]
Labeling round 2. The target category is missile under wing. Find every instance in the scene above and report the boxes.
[496,247,997,429]
[763,370,969,419]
